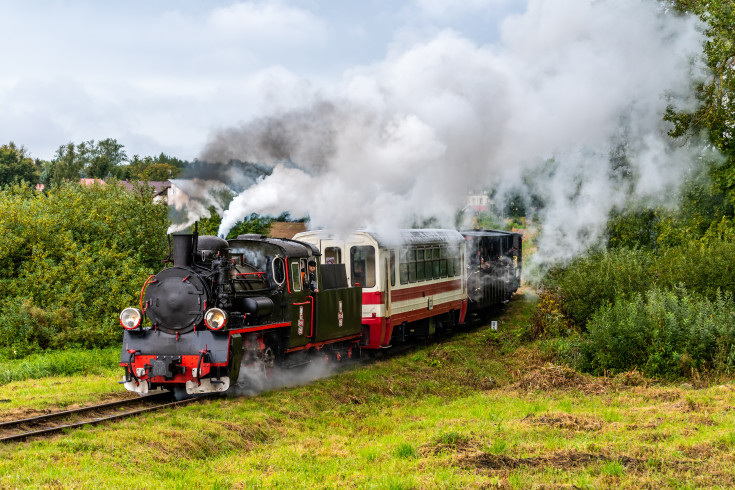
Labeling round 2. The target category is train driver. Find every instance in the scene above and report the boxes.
[306,260,319,293]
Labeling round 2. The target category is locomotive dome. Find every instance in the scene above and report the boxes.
[198,235,228,252]
[197,235,229,261]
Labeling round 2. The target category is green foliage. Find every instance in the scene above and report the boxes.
[0,143,41,187]
[579,288,735,378]
[667,0,735,208]
[0,182,168,358]
[545,248,654,327]
[120,153,187,181]
[532,290,576,339]
[227,213,272,238]
[545,237,735,332]
[44,139,129,185]
[606,208,662,250]
[198,207,272,239]
[653,239,735,298]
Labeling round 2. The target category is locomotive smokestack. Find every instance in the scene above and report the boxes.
[172,233,195,267]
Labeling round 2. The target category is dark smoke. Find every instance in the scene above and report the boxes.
[200,99,340,173]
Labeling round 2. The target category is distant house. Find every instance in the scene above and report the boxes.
[79,178,106,187]
[118,181,171,204]
[465,192,490,213]
[36,179,171,204]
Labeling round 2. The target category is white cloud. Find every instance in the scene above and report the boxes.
[208,2,327,44]
[413,0,515,18]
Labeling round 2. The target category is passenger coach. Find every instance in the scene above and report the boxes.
[293,229,467,349]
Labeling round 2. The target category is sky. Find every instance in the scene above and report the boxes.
[1,1,708,268]
[0,0,523,161]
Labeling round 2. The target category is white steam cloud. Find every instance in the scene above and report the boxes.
[171,0,704,268]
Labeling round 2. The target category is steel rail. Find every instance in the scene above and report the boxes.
[0,392,172,430]
[0,393,212,443]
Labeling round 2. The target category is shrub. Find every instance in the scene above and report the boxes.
[532,290,575,339]
[0,182,168,358]
[544,247,653,327]
[579,288,735,378]
[652,240,735,299]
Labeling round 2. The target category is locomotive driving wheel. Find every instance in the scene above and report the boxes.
[260,345,275,379]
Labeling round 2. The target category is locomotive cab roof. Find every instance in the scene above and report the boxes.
[230,234,320,259]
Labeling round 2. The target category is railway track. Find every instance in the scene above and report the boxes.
[0,392,212,443]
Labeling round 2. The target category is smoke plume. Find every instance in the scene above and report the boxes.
[171,0,704,268]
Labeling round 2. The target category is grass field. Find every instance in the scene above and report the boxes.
[0,290,734,489]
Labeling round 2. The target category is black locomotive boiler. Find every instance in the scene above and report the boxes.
[119,232,362,396]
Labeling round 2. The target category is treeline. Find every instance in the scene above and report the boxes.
[536,1,735,379]
[0,139,188,188]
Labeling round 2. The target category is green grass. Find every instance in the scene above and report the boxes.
[0,291,734,488]
[0,347,120,385]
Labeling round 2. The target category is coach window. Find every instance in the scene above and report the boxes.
[325,246,341,265]
[399,249,409,284]
[408,249,417,283]
[390,250,396,287]
[416,249,425,281]
[290,261,301,292]
[433,248,441,278]
[350,246,376,288]
[440,248,448,277]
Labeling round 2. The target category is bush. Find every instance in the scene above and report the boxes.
[544,238,735,330]
[532,290,575,339]
[579,288,735,378]
[0,182,168,358]
[544,247,654,327]
[652,240,735,298]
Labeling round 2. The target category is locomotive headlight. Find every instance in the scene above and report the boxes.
[204,308,227,330]
[120,308,143,330]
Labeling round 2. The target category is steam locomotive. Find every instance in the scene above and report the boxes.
[119,228,521,396]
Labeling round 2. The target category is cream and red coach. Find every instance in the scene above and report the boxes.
[293,229,468,349]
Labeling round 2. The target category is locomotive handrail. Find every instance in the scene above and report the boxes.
[139,275,156,311]
[284,256,292,294]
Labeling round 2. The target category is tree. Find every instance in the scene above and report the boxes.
[0,143,41,187]
[85,138,127,179]
[666,0,735,207]
[119,153,187,181]
[44,139,129,186]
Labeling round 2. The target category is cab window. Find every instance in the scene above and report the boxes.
[290,261,302,292]
[272,257,285,285]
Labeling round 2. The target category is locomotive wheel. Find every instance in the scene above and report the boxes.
[261,346,275,379]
